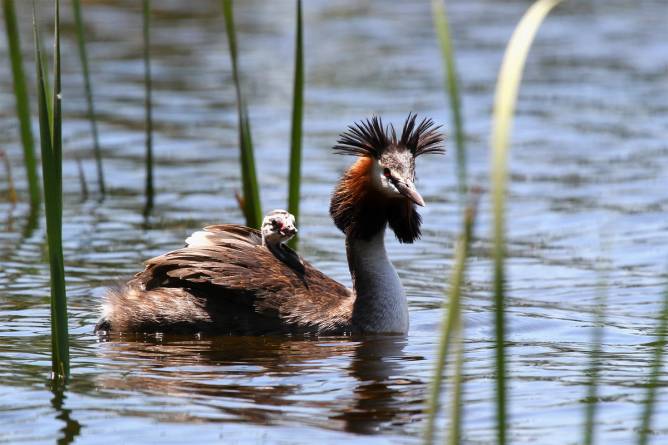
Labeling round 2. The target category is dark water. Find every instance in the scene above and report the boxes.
[1,0,668,443]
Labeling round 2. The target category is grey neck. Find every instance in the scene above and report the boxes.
[346,229,409,334]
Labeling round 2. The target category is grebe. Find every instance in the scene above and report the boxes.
[96,114,444,335]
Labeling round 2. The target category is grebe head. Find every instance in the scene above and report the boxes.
[261,209,298,247]
[330,113,445,243]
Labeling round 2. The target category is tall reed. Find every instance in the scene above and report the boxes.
[3,0,40,211]
[222,0,262,228]
[582,266,608,445]
[490,1,560,443]
[72,0,105,196]
[75,156,88,201]
[637,279,668,445]
[287,0,304,249]
[33,0,70,382]
[143,0,154,216]
[0,149,18,204]
[424,192,478,445]
[431,0,466,199]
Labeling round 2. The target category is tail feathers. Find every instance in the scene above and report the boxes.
[94,285,213,334]
[94,317,111,333]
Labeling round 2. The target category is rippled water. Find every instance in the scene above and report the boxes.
[1,0,667,443]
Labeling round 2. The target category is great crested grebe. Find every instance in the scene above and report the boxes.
[96,114,444,335]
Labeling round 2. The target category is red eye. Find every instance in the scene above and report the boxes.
[383,168,391,178]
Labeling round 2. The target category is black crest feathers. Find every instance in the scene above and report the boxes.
[333,113,445,158]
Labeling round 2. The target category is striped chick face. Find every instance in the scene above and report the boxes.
[261,209,298,246]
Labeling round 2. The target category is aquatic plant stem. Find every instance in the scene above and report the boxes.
[637,280,668,445]
[423,192,477,445]
[143,0,154,216]
[448,330,465,445]
[33,0,70,382]
[222,0,262,228]
[0,149,18,204]
[431,0,466,199]
[490,1,560,443]
[583,266,608,445]
[72,0,105,197]
[3,0,40,210]
[287,0,304,249]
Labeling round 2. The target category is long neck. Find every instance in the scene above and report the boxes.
[347,229,409,334]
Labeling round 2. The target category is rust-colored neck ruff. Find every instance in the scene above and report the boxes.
[329,157,422,243]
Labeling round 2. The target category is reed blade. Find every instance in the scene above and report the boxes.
[287,0,304,249]
[143,0,154,216]
[448,331,465,445]
[423,192,478,445]
[71,0,104,197]
[490,1,561,443]
[3,0,41,210]
[582,266,608,445]
[637,279,668,445]
[431,0,466,199]
[222,0,262,228]
[0,150,18,204]
[33,0,70,382]
[75,156,88,202]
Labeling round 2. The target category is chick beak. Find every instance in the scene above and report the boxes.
[281,226,298,236]
[394,179,425,207]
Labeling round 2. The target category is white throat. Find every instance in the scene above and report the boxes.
[347,230,409,334]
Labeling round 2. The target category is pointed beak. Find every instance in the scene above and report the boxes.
[395,179,425,207]
[281,226,298,237]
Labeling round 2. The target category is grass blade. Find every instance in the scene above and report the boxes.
[287,0,303,249]
[0,149,18,204]
[490,1,561,443]
[3,0,40,210]
[423,191,478,445]
[75,156,88,201]
[33,0,69,382]
[222,0,262,228]
[142,0,154,216]
[582,265,608,445]
[72,0,105,196]
[637,279,668,445]
[431,0,466,199]
[448,331,465,445]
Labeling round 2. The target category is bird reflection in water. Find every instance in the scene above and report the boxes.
[95,334,425,434]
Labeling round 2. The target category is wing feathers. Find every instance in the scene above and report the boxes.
[119,225,353,334]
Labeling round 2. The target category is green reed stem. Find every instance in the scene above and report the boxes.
[142,0,154,216]
[0,149,18,204]
[490,1,561,443]
[423,192,477,445]
[33,0,69,382]
[637,279,668,445]
[582,266,608,445]
[287,0,304,249]
[448,330,465,445]
[72,0,105,197]
[222,0,262,228]
[3,0,40,210]
[75,156,88,202]
[431,0,466,199]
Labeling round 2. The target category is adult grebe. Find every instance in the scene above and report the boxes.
[96,114,444,335]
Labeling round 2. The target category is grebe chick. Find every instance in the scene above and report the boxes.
[96,113,444,336]
[261,209,297,247]
[261,209,303,273]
